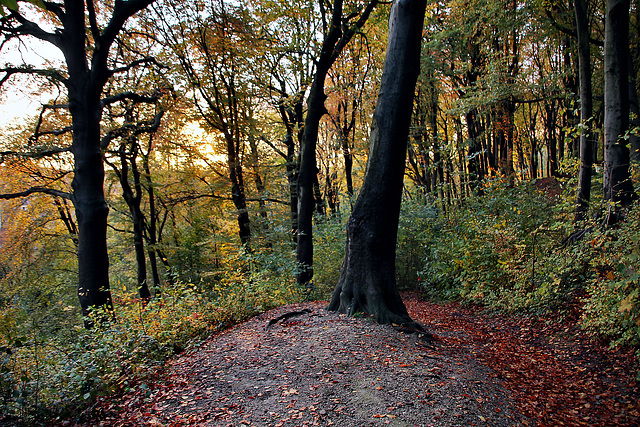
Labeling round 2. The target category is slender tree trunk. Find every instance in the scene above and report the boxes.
[328,0,428,330]
[629,64,640,162]
[575,0,595,221]
[142,148,162,292]
[604,0,636,210]
[224,131,252,247]
[545,102,559,177]
[466,109,484,194]
[248,130,269,230]
[108,138,151,300]
[297,72,328,284]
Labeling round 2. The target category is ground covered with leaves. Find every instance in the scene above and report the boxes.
[77,294,639,426]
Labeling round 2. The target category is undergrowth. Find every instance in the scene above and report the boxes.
[417,171,640,372]
[0,247,309,425]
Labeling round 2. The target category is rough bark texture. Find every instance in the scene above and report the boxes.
[327,0,428,329]
[603,0,636,207]
[575,0,595,221]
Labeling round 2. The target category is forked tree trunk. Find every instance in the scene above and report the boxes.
[327,0,428,330]
[296,0,379,286]
[603,0,636,209]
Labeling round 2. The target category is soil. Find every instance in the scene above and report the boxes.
[81,293,639,427]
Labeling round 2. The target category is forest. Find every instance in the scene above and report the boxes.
[0,0,638,424]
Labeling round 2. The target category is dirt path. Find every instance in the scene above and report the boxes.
[83,294,639,426]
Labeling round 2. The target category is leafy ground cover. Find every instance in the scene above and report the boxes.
[67,293,639,427]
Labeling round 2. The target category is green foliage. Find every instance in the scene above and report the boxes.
[0,244,309,424]
[313,214,347,298]
[580,208,640,352]
[418,167,640,366]
[396,198,438,290]
[419,178,567,308]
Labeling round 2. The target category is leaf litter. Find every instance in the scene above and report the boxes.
[75,293,638,426]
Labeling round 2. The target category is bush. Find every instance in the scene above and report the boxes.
[418,178,567,309]
[581,208,640,352]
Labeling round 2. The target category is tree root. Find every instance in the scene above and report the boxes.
[266,309,312,328]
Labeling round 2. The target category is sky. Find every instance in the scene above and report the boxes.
[0,19,65,129]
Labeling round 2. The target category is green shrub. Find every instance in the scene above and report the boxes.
[581,208,640,353]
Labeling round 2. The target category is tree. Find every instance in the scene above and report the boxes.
[603,0,636,214]
[103,93,166,300]
[296,0,379,286]
[327,0,428,329]
[0,0,158,322]
[574,0,595,221]
[155,0,256,247]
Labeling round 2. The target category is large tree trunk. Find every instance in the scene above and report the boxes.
[60,0,156,324]
[575,0,595,221]
[327,0,428,329]
[70,93,113,321]
[603,0,636,209]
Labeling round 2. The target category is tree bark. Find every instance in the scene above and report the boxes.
[575,0,595,221]
[70,99,113,320]
[327,0,428,329]
[603,0,636,209]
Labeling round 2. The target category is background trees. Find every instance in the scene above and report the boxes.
[0,0,639,422]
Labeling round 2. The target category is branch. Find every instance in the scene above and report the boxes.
[4,9,60,46]
[0,186,70,200]
[0,146,70,160]
[331,0,379,64]
[85,0,101,45]
[101,90,162,107]
[165,192,290,207]
[0,65,67,87]
[99,0,157,61]
[108,56,165,78]
[544,10,604,47]
[100,110,165,150]
[260,135,287,159]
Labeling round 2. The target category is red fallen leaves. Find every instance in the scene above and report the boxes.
[403,292,640,426]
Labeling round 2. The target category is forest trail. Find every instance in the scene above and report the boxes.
[82,293,639,426]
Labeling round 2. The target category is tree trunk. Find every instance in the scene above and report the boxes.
[70,97,113,321]
[604,0,636,209]
[575,0,595,221]
[327,0,428,330]
[466,109,484,194]
[296,0,378,286]
[142,147,162,292]
[225,131,252,247]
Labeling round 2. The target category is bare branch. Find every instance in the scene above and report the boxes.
[0,186,70,200]
[0,65,67,87]
[260,135,287,159]
[0,146,70,160]
[108,56,166,78]
[101,90,160,107]
[544,10,604,47]
[4,9,60,46]
[100,110,165,150]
